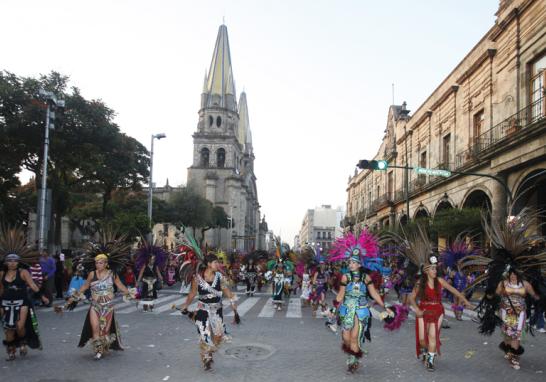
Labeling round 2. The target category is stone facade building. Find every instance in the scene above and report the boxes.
[187,25,262,251]
[345,0,546,235]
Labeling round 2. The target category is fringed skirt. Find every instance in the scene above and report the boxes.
[78,299,122,351]
[415,302,444,356]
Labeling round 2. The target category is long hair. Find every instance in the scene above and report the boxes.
[416,269,439,301]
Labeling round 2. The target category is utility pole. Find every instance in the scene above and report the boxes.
[37,90,64,251]
[147,133,166,242]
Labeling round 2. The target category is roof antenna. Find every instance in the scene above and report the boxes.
[392,83,395,105]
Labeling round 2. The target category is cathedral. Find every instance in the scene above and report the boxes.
[187,24,263,251]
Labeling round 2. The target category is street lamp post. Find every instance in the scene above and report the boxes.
[228,205,237,250]
[37,90,64,251]
[147,133,167,242]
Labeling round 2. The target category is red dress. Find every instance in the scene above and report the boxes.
[415,283,445,356]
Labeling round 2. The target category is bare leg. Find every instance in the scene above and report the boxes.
[16,307,28,356]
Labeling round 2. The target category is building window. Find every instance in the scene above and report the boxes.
[208,115,214,127]
[216,116,222,127]
[316,232,321,239]
[327,231,332,239]
[216,148,226,168]
[420,151,427,168]
[530,55,546,120]
[387,171,393,201]
[442,134,451,167]
[473,110,484,148]
[200,148,210,167]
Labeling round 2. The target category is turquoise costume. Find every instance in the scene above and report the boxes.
[339,271,371,348]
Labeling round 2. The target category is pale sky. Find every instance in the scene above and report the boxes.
[2,0,498,243]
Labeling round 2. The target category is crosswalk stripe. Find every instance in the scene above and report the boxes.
[226,297,259,317]
[153,295,186,314]
[117,295,180,314]
[286,298,302,318]
[258,298,276,318]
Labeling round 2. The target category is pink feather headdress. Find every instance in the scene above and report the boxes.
[328,230,379,263]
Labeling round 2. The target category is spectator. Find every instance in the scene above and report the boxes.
[54,253,65,299]
[29,261,43,304]
[39,250,55,305]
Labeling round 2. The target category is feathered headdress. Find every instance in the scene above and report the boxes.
[79,227,131,274]
[134,237,169,272]
[177,227,204,285]
[441,233,479,270]
[0,224,39,268]
[381,224,437,272]
[328,230,378,264]
[459,207,546,335]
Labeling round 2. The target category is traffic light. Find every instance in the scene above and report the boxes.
[357,159,388,171]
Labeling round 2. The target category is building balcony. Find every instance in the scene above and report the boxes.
[456,94,545,169]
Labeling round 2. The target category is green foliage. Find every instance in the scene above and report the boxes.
[430,208,482,239]
[0,71,150,243]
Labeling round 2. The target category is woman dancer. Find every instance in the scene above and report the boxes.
[441,235,478,321]
[179,253,238,370]
[329,230,399,373]
[66,231,134,360]
[243,255,258,297]
[135,240,167,311]
[0,226,48,361]
[388,226,473,372]
[460,207,545,370]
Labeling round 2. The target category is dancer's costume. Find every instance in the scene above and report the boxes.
[0,226,42,360]
[177,229,238,370]
[74,229,132,359]
[272,268,285,309]
[241,254,258,296]
[441,235,477,317]
[385,225,444,370]
[135,241,168,310]
[460,207,546,370]
[329,230,407,372]
[300,273,311,301]
[266,242,294,310]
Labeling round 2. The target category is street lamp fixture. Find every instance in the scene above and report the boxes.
[148,133,167,242]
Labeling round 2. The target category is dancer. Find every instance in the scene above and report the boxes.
[0,226,48,361]
[243,255,258,297]
[441,234,478,321]
[460,208,546,370]
[311,262,328,316]
[387,225,473,372]
[135,241,167,312]
[300,265,312,306]
[177,231,239,371]
[65,230,134,360]
[329,230,402,373]
[271,262,285,311]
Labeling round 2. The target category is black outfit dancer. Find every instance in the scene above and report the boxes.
[245,261,258,297]
[179,254,239,371]
[0,226,49,362]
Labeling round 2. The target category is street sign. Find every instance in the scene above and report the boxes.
[414,166,452,177]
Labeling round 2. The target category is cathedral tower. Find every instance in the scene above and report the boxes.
[187,25,260,251]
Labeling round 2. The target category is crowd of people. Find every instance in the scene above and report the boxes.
[1,204,546,375]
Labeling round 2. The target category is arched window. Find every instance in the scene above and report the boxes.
[200,148,210,168]
[216,116,222,127]
[216,148,226,168]
[208,115,214,127]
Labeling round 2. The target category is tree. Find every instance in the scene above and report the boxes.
[199,205,230,247]
[430,208,482,240]
[0,71,150,247]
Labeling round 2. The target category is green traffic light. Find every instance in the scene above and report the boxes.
[375,160,388,170]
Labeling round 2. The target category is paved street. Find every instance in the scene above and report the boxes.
[3,286,546,382]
